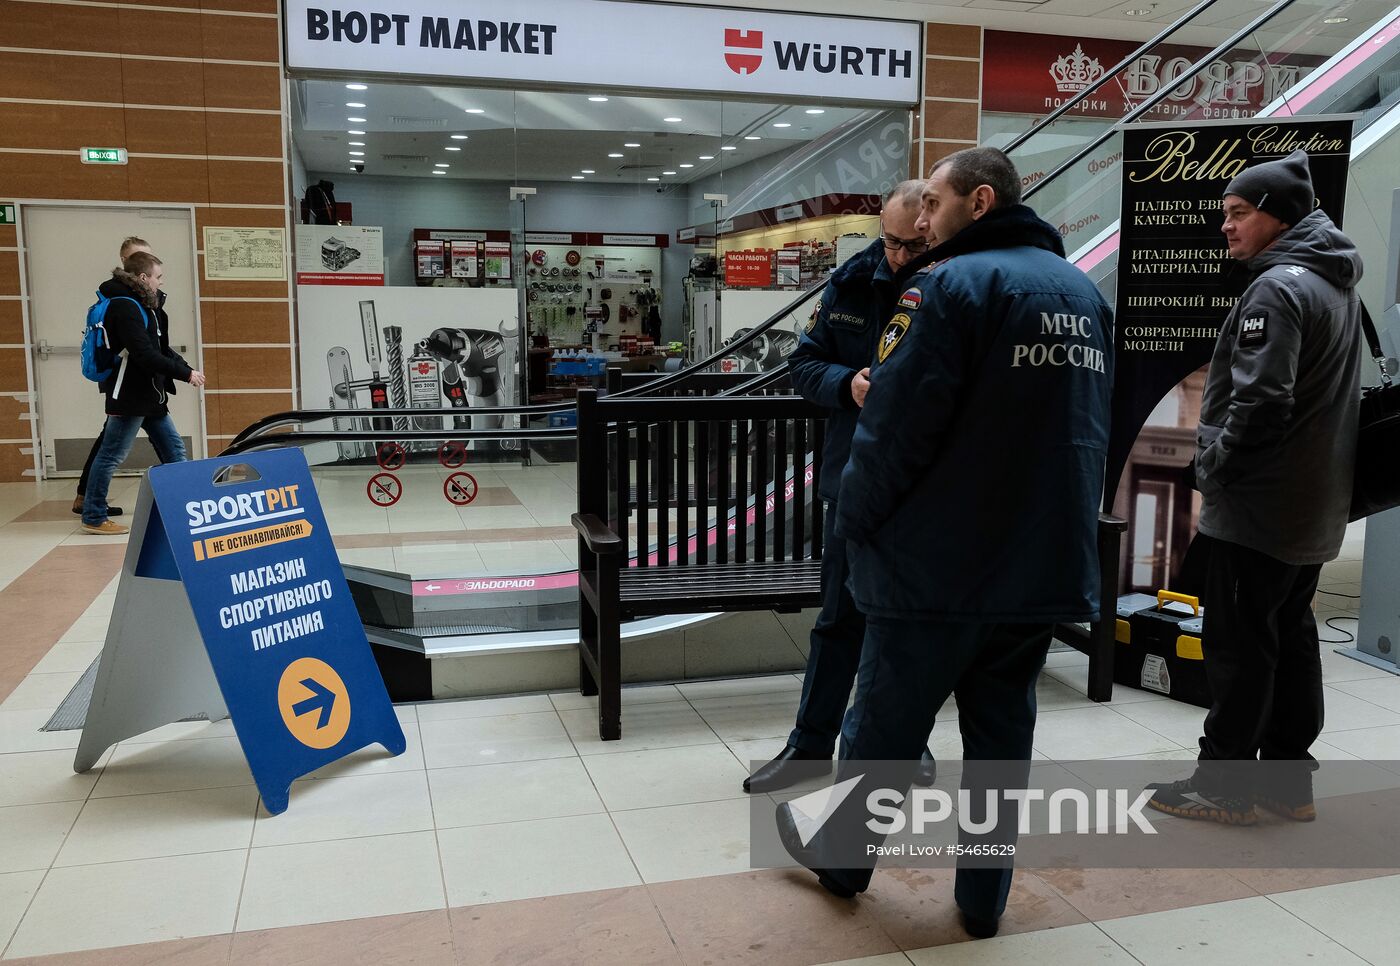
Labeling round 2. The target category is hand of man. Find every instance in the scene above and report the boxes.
[851,368,871,408]
[188,370,207,388]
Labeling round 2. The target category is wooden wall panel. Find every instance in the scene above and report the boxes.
[200,299,290,344]
[0,301,24,345]
[0,443,34,479]
[0,394,32,441]
[0,1,291,481]
[925,23,982,58]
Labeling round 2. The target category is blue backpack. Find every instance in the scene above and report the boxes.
[81,293,147,383]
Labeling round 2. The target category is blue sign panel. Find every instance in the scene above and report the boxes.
[143,450,405,814]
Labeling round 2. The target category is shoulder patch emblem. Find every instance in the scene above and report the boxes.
[878,313,911,363]
[1238,313,1267,348]
[805,302,819,333]
[897,288,922,310]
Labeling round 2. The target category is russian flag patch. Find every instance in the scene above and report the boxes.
[897,288,922,310]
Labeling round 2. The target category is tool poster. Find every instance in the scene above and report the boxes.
[1107,117,1352,592]
[296,285,521,459]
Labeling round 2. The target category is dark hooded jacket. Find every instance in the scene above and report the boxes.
[788,238,931,501]
[98,270,193,418]
[1195,209,1364,564]
[835,205,1114,622]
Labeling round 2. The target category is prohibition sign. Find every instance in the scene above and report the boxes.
[444,472,478,506]
[375,441,406,470]
[367,472,402,507]
[438,439,468,468]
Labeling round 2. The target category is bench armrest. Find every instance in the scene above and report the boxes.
[572,513,624,554]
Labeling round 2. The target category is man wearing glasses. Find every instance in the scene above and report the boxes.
[743,180,939,794]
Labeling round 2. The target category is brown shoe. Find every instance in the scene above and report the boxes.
[82,519,129,535]
[1258,796,1317,822]
[72,496,83,514]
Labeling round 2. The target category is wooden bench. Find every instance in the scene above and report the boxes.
[571,388,828,739]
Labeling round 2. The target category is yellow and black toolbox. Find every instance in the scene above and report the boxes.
[1113,591,1210,708]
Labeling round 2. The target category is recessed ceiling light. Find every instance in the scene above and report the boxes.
[773,122,792,128]
[663,116,683,123]
[435,163,450,168]
[1124,7,1151,14]
[624,142,641,148]
[450,134,469,140]
[744,135,761,140]
[347,129,365,135]
[348,141,365,146]
[346,101,366,108]
[348,150,364,156]
[347,116,367,123]
[647,177,660,182]
[698,154,715,160]
[445,146,461,151]
[805,109,825,115]
[721,145,737,151]
[1322,15,1348,22]
[581,169,595,174]
[432,170,446,175]
[607,152,624,158]
[588,96,609,102]
[679,163,694,168]
[464,108,485,114]
[572,175,586,179]
[662,170,677,175]
[346,83,368,91]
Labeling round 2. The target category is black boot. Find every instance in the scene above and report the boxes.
[913,747,938,788]
[743,744,832,793]
[774,802,859,899]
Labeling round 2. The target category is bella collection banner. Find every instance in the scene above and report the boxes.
[1106,116,1355,502]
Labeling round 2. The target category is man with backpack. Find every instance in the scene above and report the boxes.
[81,250,205,535]
[73,236,151,518]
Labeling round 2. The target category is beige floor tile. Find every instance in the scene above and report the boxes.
[413,693,554,722]
[437,812,640,906]
[559,700,720,756]
[5,850,246,959]
[0,709,84,754]
[91,736,254,798]
[27,643,102,676]
[55,786,256,867]
[236,831,444,932]
[0,672,85,714]
[1097,895,1368,965]
[0,748,107,807]
[676,674,804,701]
[583,744,750,811]
[689,692,805,743]
[418,712,575,769]
[548,683,684,712]
[1331,675,1400,714]
[302,721,425,779]
[1268,874,1400,966]
[1032,706,1181,760]
[611,797,753,883]
[428,757,603,830]
[0,870,44,954]
[253,771,434,848]
[0,801,82,873]
[906,922,1136,964]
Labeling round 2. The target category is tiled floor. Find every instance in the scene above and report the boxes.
[0,482,1397,963]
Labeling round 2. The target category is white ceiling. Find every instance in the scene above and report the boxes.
[293,82,865,183]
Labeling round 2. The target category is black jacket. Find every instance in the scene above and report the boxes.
[835,205,1115,622]
[788,238,929,501]
[99,271,193,418]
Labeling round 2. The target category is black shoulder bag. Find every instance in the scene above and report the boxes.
[1350,302,1400,520]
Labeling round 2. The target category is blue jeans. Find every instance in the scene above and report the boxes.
[82,413,186,524]
[789,502,866,755]
[815,618,1052,920]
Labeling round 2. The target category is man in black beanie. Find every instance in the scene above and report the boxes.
[1148,148,1363,825]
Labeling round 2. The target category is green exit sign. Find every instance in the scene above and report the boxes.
[0,205,14,225]
[80,147,128,165]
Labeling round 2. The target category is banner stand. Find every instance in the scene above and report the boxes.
[75,451,406,815]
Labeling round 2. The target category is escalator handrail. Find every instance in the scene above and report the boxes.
[1002,0,1228,155]
[229,402,577,448]
[223,425,574,455]
[1025,0,1303,203]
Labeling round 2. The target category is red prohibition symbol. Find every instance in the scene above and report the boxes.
[376,441,406,471]
[438,439,469,468]
[367,472,402,507]
[443,471,479,506]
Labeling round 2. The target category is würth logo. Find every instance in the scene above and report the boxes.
[725,28,763,75]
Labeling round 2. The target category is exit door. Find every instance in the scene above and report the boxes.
[24,205,204,476]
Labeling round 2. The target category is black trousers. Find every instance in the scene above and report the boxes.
[1197,536,1324,795]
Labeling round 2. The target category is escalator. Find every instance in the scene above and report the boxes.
[229,0,1400,694]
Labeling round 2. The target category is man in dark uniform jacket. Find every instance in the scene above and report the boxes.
[745,180,939,794]
[776,148,1114,939]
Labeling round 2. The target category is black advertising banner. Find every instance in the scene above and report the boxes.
[1107,117,1352,592]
